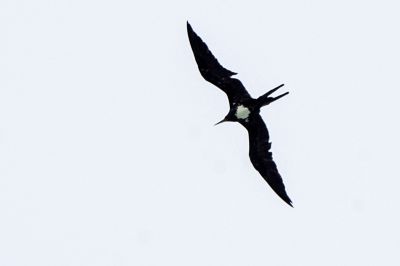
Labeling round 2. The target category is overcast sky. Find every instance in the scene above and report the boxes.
[1,0,400,265]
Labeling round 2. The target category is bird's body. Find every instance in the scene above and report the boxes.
[187,22,293,207]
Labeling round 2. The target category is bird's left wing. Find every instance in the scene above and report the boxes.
[244,114,293,207]
[187,22,252,106]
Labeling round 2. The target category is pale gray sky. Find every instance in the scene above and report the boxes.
[1,1,400,265]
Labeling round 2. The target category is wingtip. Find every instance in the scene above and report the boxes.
[285,195,294,207]
[280,194,293,208]
[282,199,293,208]
[186,21,192,30]
[187,21,196,38]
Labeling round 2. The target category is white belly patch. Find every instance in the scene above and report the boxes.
[235,105,251,119]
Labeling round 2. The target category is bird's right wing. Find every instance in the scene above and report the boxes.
[244,114,293,207]
[187,22,252,106]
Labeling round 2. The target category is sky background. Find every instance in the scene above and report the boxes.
[1,0,400,265]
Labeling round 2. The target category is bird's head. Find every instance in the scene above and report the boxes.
[214,112,236,126]
[215,105,251,126]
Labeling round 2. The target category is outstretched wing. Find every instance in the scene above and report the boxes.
[187,22,252,106]
[244,114,293,207]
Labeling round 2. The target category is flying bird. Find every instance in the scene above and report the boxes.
[187,22,293,207]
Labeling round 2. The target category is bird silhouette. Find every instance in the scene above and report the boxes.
[187,22,293,207]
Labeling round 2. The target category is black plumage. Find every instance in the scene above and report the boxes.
[187,22,293,207]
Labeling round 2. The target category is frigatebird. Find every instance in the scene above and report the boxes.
[187,22,293,207]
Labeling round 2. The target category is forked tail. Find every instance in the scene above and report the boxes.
[256,84,289,108]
